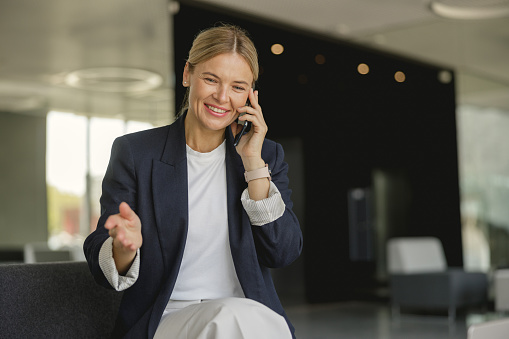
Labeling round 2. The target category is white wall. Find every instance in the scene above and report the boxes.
[0,111,47,247]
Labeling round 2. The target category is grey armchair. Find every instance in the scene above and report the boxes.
[387,237,488,322]
[468,317,509,339]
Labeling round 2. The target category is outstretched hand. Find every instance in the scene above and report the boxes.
[104,202,142,253]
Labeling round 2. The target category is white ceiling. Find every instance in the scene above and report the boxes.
[0,0,508,123]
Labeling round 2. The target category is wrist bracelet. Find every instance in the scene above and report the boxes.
[244,164,272,183]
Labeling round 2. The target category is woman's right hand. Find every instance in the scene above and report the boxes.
[104,202,142,274]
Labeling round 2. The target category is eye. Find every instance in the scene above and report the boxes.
[204,78,218,84]
[233,85,246,92]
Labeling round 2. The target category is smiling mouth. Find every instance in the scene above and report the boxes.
[205,104,228,114]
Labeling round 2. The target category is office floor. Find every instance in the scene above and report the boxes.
[285,301,502,339]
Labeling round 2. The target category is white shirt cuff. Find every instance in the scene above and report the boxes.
[241,181,285,226]
[99,237,140,291]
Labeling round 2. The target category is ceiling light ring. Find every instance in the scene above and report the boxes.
[430,0,509,20]
[64,67,163,93]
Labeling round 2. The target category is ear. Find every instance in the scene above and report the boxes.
[182,62,190,87]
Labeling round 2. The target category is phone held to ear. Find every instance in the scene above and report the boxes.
[233,101,252,146]
[233,113,252,147]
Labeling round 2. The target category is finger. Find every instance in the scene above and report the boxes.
[248,88,260,109]
[238,89,258,114]
[108,227,117,238]
[238,108,262,124]
[119,202,136,221]
[104,214,122,230]
[238,109,267,132]
[122,239,132,248]
[120,236,138,251]
[116,226,125,242]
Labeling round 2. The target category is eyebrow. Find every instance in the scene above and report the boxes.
[201,72,250,86]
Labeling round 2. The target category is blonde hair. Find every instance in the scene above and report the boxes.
[179,24,259,116]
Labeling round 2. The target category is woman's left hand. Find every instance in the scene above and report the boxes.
[232,88,268,170]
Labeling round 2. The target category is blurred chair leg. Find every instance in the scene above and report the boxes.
[391,304,400,320]
[448,306,456,324]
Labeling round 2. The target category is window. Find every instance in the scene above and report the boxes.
[457,105,509,271]
[46,111,154,248]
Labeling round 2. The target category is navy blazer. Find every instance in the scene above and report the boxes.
[84,112,303,338]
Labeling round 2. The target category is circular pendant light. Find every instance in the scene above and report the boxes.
[65,67,163,93]
[430,0,509,19]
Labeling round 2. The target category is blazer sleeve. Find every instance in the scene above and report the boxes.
[83,135,138,289]
[250,142,303,268]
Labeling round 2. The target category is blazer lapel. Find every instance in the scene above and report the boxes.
[152,114,188,274]
[225,127,245,241]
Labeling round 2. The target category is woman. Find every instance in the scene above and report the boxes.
[84,24,302,339]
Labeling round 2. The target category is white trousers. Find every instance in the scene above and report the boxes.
[153,297,292,339]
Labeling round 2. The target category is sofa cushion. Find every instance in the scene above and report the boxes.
[0,261,122,339]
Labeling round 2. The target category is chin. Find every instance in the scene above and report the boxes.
[200,118,229,132]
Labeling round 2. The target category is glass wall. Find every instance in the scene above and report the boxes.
[457,104,509,272]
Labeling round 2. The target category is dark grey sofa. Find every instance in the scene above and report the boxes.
[0,261,122,339]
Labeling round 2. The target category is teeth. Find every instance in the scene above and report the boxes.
[206,104,227,114]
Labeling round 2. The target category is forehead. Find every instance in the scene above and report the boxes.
[195,53,253,83]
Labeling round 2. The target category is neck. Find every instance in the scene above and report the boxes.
[185,116,226,153]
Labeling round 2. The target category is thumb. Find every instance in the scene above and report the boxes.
[119,202,135,221]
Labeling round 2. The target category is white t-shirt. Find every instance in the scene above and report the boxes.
[170,140,244,299]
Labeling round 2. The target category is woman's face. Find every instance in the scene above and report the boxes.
[183,53,253,133]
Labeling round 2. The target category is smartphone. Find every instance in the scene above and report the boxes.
[233,102,252,147]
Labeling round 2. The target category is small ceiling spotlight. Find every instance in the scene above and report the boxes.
[357,63,370,75]
[395,71,406,83]
[65,67,163,93]
[271,44,284,55]
[315,54,326,65]
[430,0,509,20]
[438,70,453,84]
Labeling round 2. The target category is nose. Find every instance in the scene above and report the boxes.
[214,85,228,103]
